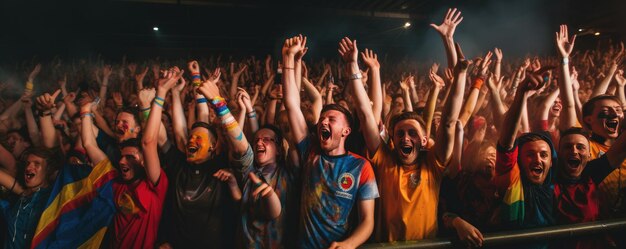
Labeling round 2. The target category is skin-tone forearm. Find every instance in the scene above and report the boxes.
[39,114,57,149]
[591,64,618,98]
[361,49,383,124]
[198,75,250,158]
[0,144,17,176]
[423,85,442,138]
[556,25,578,131]
[302,77,323,123]
[472,89,488,116]
[265,99,278,125]
[402,87,413,112]
[436,44,467,164]
[195,93,210,123]
[458,87,481,127]
[295,59,303,91]
[0,169,24,195]
[81,109,107,165]
[486,78,506,130]
[430,8,463,69]
[520,99,530,133]
[538,88,560,124]
[24,105,42,147]
[330,200,374,248]
[171,90,189,153]
[93,110,116,138]
[53,103,65,121]
[499,88,531,150]
[339,38,381,154]
[145,70,182,182]
[187,102,196,131]
[0,98,23,123]
[261,75,275,98]
[282,36,309,144]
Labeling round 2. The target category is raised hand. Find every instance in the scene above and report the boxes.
[112,92,123,107]
[102,65,113,79]
[616,69,626,86]
[282,35,304,57]
[338,37,358,63]
[479,51,493,77]
[127,63,137,75]
[430,69,446,89]
[454,42,471,70]
[237,87,254,110]
[294,35,308,61]
[360,48,380,69]
[138,88,156,109]
[430,8,463,38]
[28,64,42,82]
[36,89,62,111]
[158,67,184,92]
[213,169,238,187]
[494,47,503,62]
[197,68,222,99]
[556,24,576,58]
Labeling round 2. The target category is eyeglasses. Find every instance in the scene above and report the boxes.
[254,137,276,144]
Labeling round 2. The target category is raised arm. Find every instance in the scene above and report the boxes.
[302,77,323,123]
[143,69,182,185]
[499,74,540,149]
[361,49,383,124]
[435,43,469,163]
[537,88,560,127]
[424,66,446,138]
[459,52,492,126]
[282,35,309,144]
[98,65,112,108]
[229,64,248,100]
[555,24,578,131]
[80,100,107,165]
[238,87,259,133]
[0,169,24,195]
[23,97,41,147]
[591,42,623,97]
[615,70,626,110]
[494,48,503,79]
[36,90,62,149]
[399,77,414,112]
[197,68,250,157]
[338,38,381,154]
[430,8,463,69]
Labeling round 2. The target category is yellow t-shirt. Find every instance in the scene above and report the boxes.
[368,144,445,242]
[589,140,626,217]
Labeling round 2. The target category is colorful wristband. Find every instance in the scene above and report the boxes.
[196,98,208,104]
[472,77,485,90]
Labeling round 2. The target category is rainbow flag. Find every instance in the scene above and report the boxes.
[31,159,117,249]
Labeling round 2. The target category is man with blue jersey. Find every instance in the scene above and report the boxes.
[282,35,379,249]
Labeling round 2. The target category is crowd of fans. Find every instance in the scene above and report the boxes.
[0,7,625,249]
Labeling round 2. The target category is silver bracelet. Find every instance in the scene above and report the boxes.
[348,73,362,80]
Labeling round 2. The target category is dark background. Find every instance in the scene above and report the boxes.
[1,0,626,63]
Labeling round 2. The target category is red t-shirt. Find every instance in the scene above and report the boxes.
[111,169,168,249]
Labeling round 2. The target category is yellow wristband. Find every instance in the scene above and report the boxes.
[25,81,34,91]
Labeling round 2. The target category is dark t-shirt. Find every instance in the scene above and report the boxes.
[159,146,236,249]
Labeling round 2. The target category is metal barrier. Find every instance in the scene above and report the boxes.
[360,218,626,249]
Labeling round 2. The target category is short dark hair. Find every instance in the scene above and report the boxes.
[23,147,62,184]
[191,121,218,140]
[559,127,590,146]
[321,104,353,128]
[582,94,622,129]
[119,138,143,152]
[389,111,427,138]
[117,106,141,126]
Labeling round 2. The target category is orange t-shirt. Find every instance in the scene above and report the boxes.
[589,140,626,217]
[368,144,445,242]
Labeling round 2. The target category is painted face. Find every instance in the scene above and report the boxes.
[186,127,215,164]
[519,140,552,185]
[585,99,623,139]
[254,129,279,167]
[317,110,351,154]
[558,134,590,179]
[550,97,562,117]
[392,119,427,166]
[115,112,140,142]
[118,147,143,182]
[24,154,49,189]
